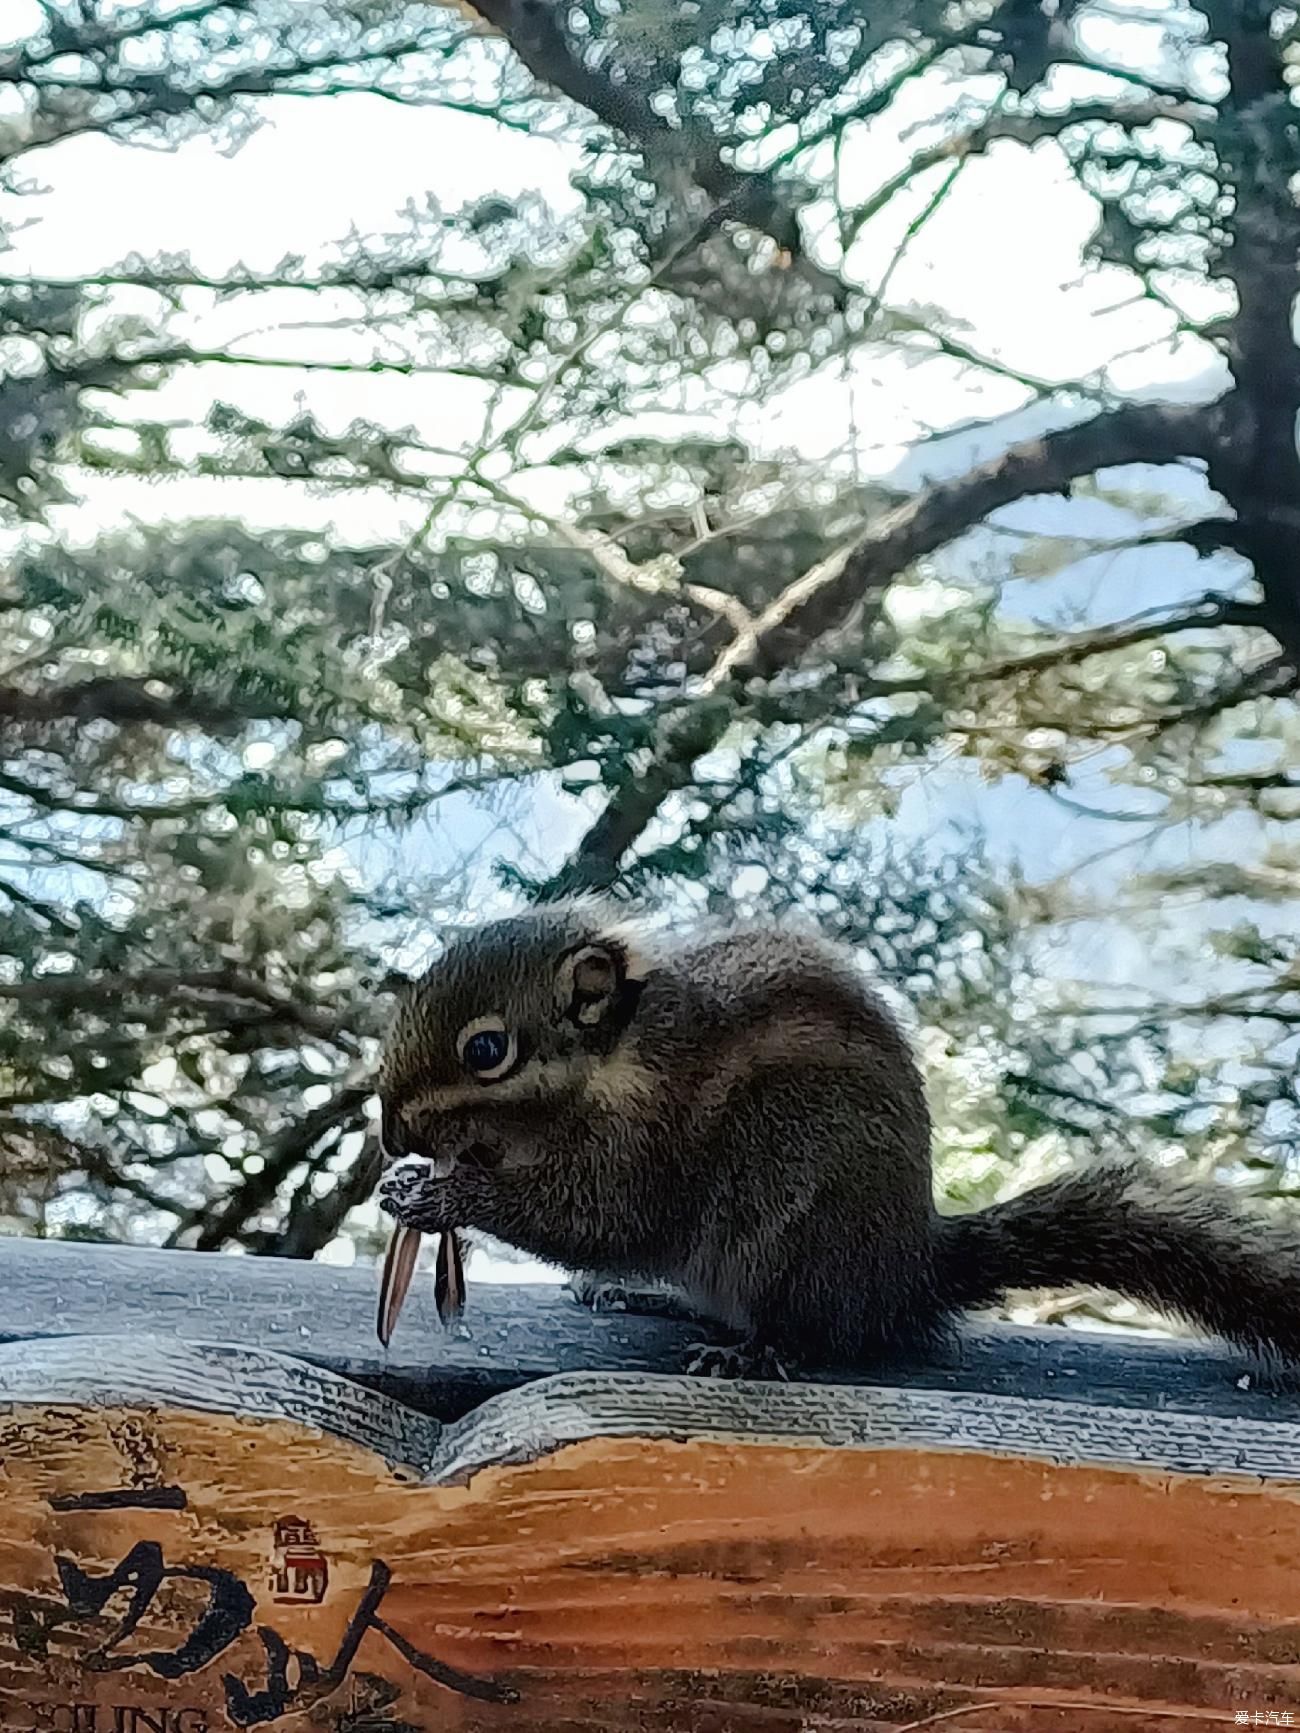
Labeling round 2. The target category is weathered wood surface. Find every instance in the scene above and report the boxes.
[4,1233,1300,1424]
[5,1237,1300,1731]
[4,1334,1300,1731]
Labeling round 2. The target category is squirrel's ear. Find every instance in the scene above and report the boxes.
[555,940,642,1028]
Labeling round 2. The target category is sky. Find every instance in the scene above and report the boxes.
[3,1,1291,1272]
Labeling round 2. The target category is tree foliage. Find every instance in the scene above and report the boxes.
[0,0,1296,1308]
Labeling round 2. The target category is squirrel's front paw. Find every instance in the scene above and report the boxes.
[684,1338,791,1382]
[569,1274,698,1319]
[569,1273,633,1312]
[377,1155,453,1231]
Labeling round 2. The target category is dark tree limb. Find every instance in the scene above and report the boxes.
[266,1137,384,1260]
[542,400,1232,895]
[185,1084,371,1253]
[1199,4,1300,657]
[744,402,1226,675]
[457,0,902,303]
[0,676,281,734]
[1195,770,1299,793]
[0,969,350,1049]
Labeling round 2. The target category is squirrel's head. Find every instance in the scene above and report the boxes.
[378,902,653,1175]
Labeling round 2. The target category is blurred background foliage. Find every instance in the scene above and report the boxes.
[0,0,1296,1334]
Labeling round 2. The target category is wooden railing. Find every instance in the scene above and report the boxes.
[2,1234,1299,1731]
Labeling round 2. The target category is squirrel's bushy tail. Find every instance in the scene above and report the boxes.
[935,1166,1300,1362]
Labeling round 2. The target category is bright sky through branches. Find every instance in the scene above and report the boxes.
[0,11,1249,931]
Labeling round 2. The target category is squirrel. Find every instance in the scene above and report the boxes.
[376,901,1300,1377]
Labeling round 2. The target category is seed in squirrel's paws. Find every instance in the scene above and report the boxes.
[435,1228,466,1325]
[377,1224,422,1347]
[377,1225,466,1343]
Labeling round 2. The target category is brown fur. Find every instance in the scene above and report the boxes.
[377,902,1300,1373]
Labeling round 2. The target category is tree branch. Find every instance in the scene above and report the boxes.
[186,1084,371,1252]
[744,401,1226,676]
[0,761,532,827]
[0,266,452,297]
[909,595,1265,695]
[2,1,255,79]
[0,968,353,1048]
[0,1114,186,1221]
[60,342,510,390]
[7,33,457,165]
[1194,769,1299,795]
[541,400,1231,895]
[65,1139,189,1223]
[1070,994,1300,1029]
[1198,5,1300,656]
[0,675,280,732]
[0,872,79,934]
[854,95,1216,243]
[265,1136,383,1259]
[459,0,857,301]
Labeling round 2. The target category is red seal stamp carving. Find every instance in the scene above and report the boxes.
[268,1515,328,1605]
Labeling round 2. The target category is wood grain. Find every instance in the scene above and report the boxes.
[5,1233,1300,1427]
[3,1335,1300,1732]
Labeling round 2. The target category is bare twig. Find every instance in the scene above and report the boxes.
[0,969,352,1049]
[185,1083,371,1251]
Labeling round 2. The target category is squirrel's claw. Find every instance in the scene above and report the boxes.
[683,1337,791,1383]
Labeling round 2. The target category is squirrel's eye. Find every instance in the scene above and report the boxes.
[457,1018,516,1081]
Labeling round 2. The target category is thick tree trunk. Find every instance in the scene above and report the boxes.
[1204,1,1300,659]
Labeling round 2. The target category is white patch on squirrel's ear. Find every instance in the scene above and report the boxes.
[595,916,657,984]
